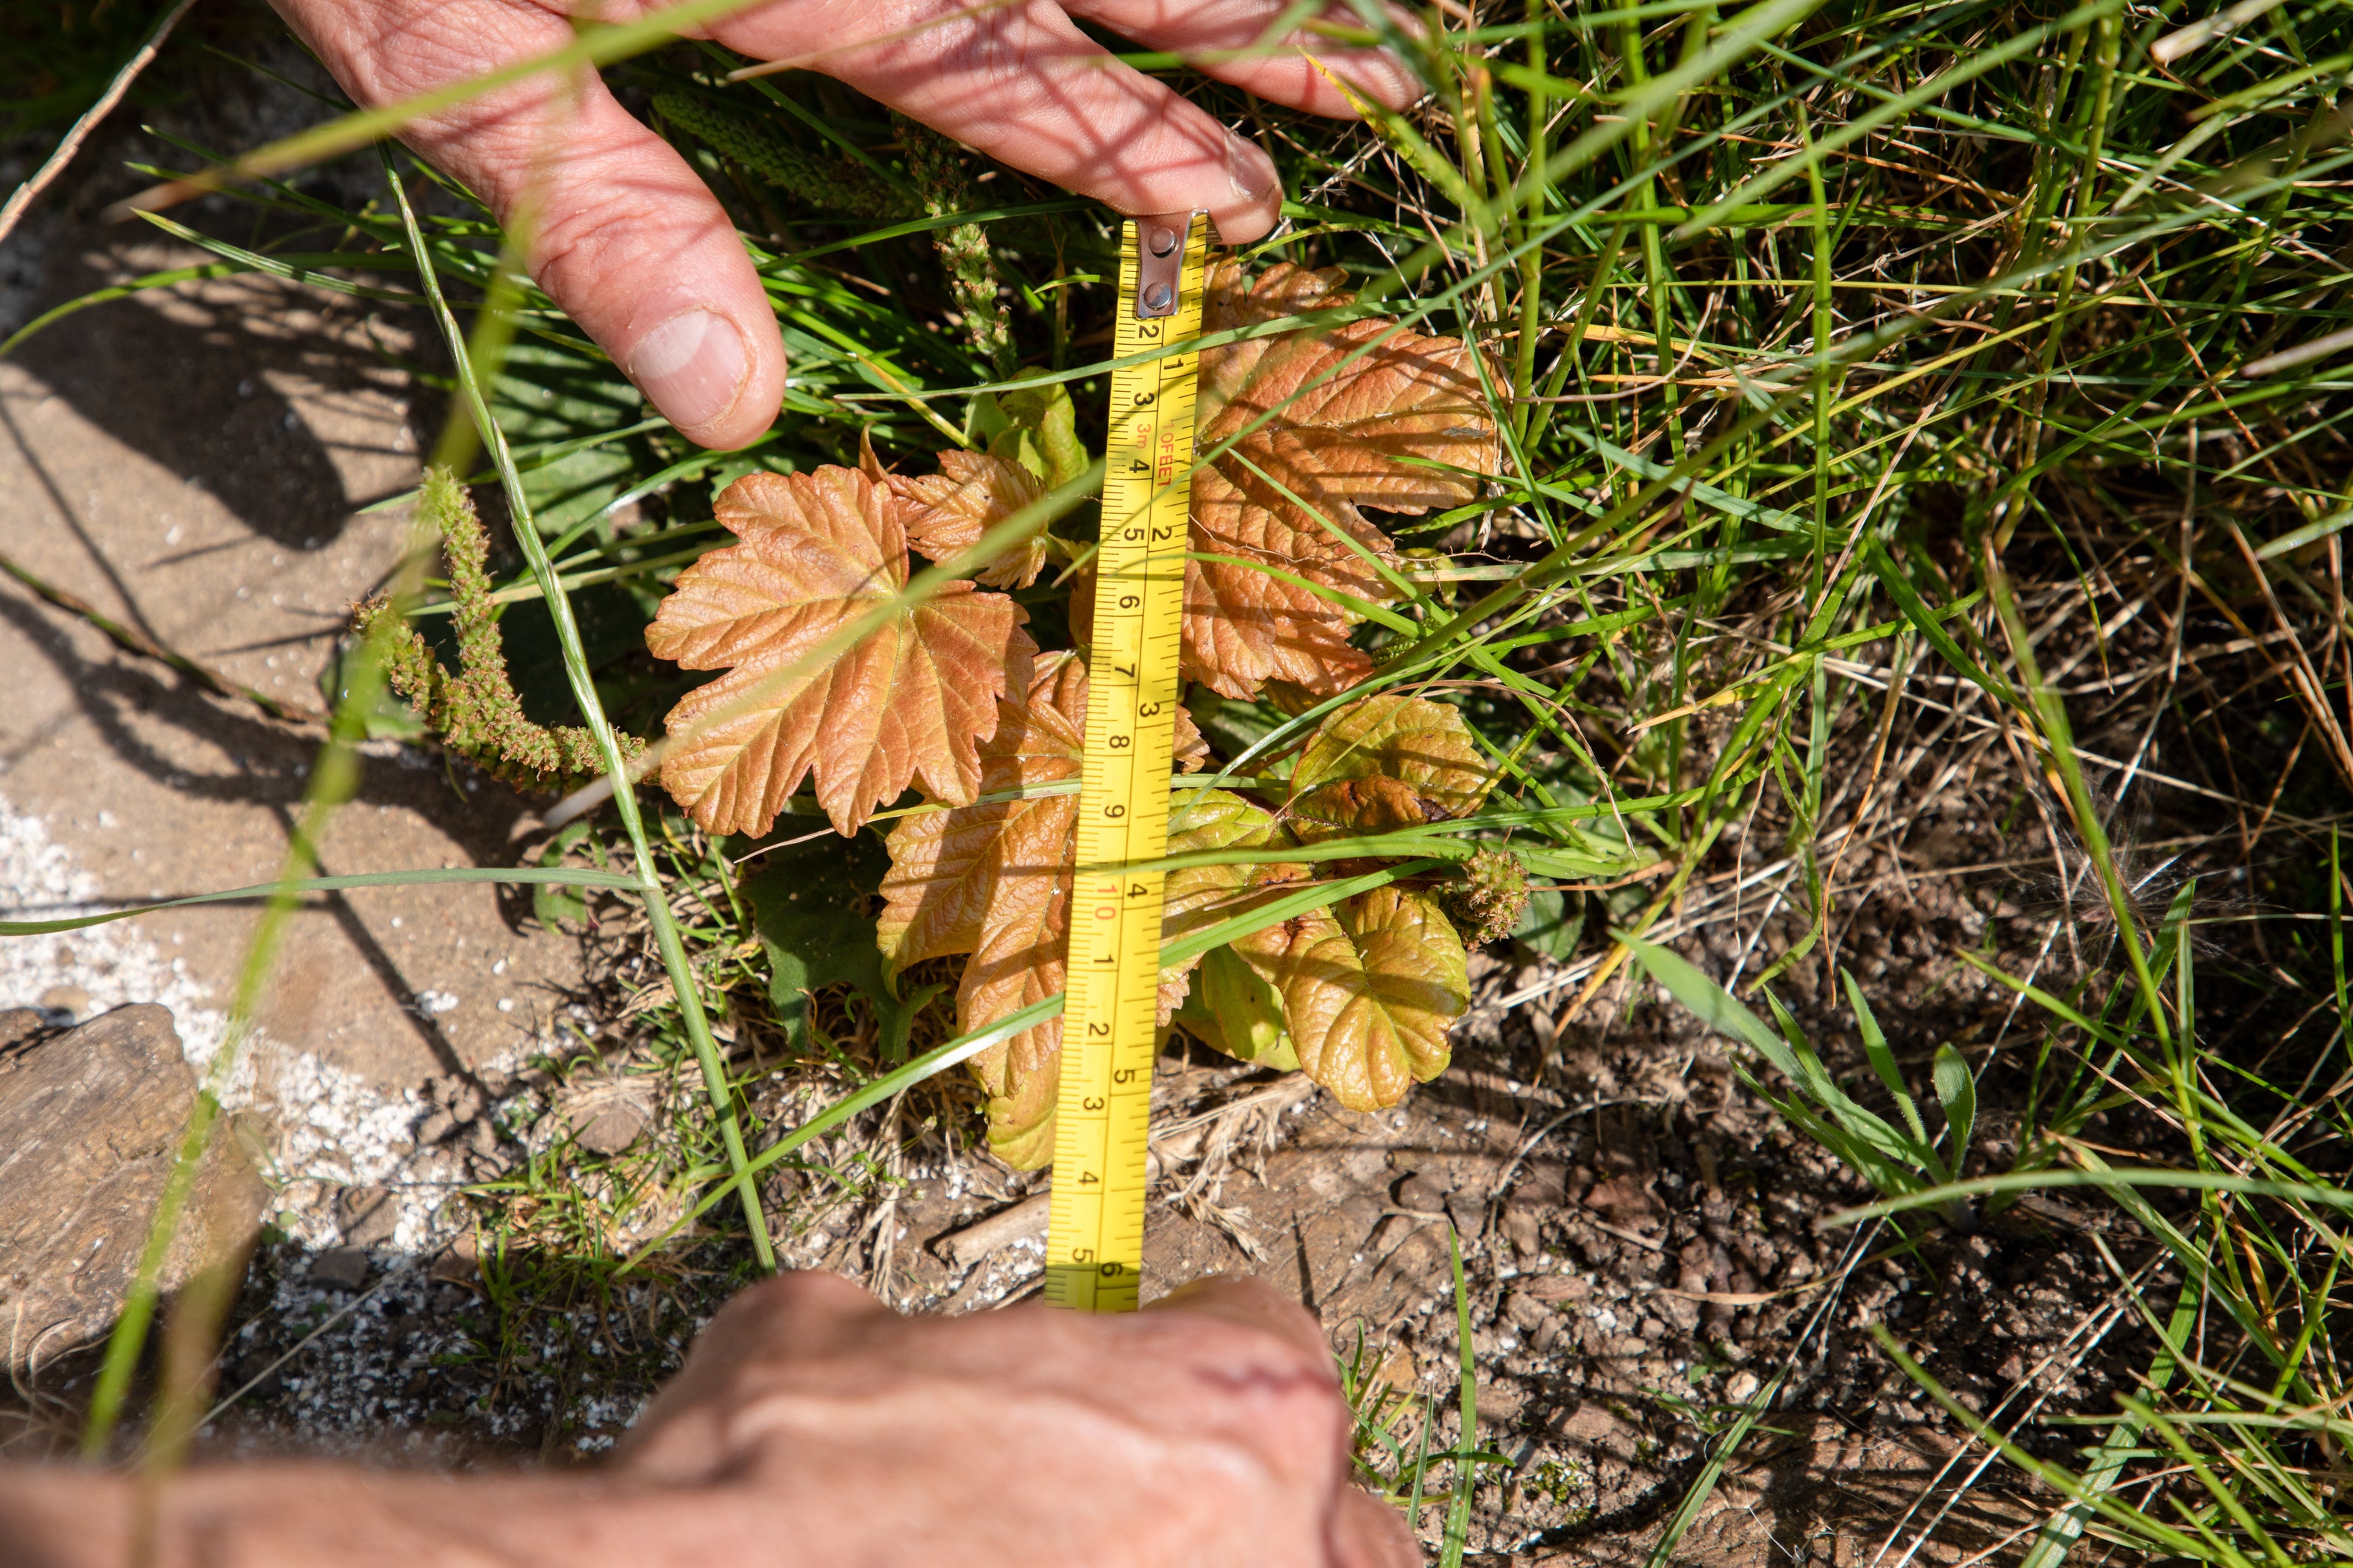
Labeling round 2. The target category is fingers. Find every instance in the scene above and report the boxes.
[618,1272,887,1479]
[1135,1274,1349,1477]
[1063,0,1423,118]
[1334,1488,1425,1568]
[707,0,1285,241]
[1147,1273,1337,1370]
[1147,1278,1422,1568]
[268,0,785,449]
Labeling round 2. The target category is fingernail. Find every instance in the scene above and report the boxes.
[628,308,747,434]
[1226,135,1271,206]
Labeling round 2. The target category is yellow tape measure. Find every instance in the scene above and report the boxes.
[1044,211,1209,1314]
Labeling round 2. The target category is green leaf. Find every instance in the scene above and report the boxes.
[2168,876,2198,1030]
[1511,887,1585,961]
[1175,945,1299,1070]
[1626,934,1804,1082]
[532,820,601,929]
[1182,688,1296,768]
[1243,886,1467,1110]
[996,384,1088,488]
[1288,694,1495,834]
[1160,788,1288,1010]
[485,337,663,536]
[1762,989,1943,1186]
[1162,860,1443,971]
[1932,1043,1977,1171]
[1843,968,1927,1146]
[1864,537,2014,705]
[1513,843,1635,881]
[1760,989,1851,1119]
[744,831,903,1047]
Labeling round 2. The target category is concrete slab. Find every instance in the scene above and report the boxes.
[0,223,593,1214]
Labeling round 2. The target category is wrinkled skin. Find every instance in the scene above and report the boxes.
[0,1273,1419,1568]
[265,0,1420,448]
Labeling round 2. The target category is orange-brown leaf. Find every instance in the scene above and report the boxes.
[1286,776,1433,845]
[1285,693,1494,845]
[887,449,1051,589]
[876,651,1084,1167]
[1182,263,1496,698]
[876,651,1085,972]
[647,467,1028,837]
[876,655,1217,1164]
[961,874,1067,1167]
[1235,884,1466,1110]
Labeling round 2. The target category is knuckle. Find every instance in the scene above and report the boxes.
[1135,1310,1346,1428]
[740,1268,879,1320]
[833,0,1049,110]
[526,196,623,294]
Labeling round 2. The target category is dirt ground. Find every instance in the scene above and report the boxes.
[138,865,2153,1567]
[0,18,2255,1567]
[20,780,2159,1566]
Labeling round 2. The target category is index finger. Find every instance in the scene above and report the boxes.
[710,0,1286,240]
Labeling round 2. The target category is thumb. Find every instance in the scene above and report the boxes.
[275,0,784,448]
[511,85,786,448]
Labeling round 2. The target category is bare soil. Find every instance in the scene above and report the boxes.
[142,768,2200,1567]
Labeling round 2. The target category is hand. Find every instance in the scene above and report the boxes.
[613,1270,1419,1566]
[265,0,1420,448]
[0,1272,1420,1568]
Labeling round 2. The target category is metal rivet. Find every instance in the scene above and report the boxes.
[1149,227,1179,257]
[1142,281,1174,311]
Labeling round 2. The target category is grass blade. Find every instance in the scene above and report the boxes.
[385,154,776,1268]
[0,867,640,936]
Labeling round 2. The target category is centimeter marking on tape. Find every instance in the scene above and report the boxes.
[1043,210,1209,1314]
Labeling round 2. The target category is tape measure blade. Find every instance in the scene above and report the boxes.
[1044,212,1206,1314]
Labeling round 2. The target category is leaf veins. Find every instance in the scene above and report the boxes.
[885,449,1051,590]
[646,466,1029,837]
[1183,262,1496,699]
[1156,789,1293,1023]
[1235,884,1468,1110]
[1286,693,1496,845]
[876,653,1204,1166]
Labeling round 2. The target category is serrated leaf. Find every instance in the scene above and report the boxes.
[877,651,1085,1167]
[1286,694,1494,845]
[1238,884,1467,1109]
[876,654,1207,1166]
[647,466,1029,837]
[1183,262,1496,699]
[962,864,1067,1167]
[886,449,1051,589]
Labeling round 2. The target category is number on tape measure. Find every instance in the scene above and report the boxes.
[1043,210,1208,1316]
